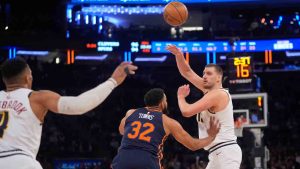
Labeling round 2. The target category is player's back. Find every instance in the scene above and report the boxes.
[119,107,167,156]
[112,108,168,169]
[0,88,42,158]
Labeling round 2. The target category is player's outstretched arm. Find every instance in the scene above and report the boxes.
[163,115,220,151]
[119,109,136,135]
[177,84,223,117]
[166,45,206,93]
[31,62,138,115]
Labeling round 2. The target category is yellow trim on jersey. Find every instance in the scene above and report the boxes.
[0,111,9,138]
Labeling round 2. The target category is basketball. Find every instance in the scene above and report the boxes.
[163,1,188,27]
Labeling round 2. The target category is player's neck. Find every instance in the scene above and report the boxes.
[6,83,28,92]
[146,106,162,112]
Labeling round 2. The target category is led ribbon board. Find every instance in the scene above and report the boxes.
[71,0,263,4]
[152,39,300,53]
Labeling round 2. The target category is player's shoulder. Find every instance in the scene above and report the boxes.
[127,109,136,113]
[29,90,46,98]
[29,90,61,104]
[162,114,179,126]
[125,109,137,117]
[207,88,229,98]
[31,90,55,95]
[161,114,175,135]
[30,90,56,98]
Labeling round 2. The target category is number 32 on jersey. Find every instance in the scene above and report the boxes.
[127,121,155,142]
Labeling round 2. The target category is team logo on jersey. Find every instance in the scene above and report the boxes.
[139,113,154,120]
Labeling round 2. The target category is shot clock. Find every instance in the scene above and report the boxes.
[233,56,251,78]
[227,56,255,93]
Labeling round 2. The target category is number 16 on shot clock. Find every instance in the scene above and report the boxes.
[234,56,251,78]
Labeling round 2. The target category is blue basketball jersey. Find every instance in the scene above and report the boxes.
[119,108,168,157]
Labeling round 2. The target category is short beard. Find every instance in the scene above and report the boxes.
[204,83,214,89]
[204,85,212,89]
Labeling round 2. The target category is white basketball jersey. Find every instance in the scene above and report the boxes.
[197,89,237,150]
[0,88,42,158]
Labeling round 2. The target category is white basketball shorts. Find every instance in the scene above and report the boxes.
[206,143,242,169]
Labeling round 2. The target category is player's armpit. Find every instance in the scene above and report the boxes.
[119,109,136,135]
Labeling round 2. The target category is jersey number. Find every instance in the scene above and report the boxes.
[0,111,9,138]
[127,121,155,142]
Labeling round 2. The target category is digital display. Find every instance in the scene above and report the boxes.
[71,0,260,4]
[131,41,152,53]
[97,41,120,52]
[228,56,254,93]
[152,39,300,53]
[84,38,300,54]
[131,42,139,53]
[86,43,97,49]
[233,57,251,78]
[140,41,151,53]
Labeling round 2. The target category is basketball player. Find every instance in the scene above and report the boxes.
[167,45,242,169]
[111,88,220,169]
[0,58,137,169]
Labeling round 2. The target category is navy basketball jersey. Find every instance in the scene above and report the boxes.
[119,108,168,158]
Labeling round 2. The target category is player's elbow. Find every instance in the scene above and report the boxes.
[57,97,93,115]
[187,144,198,151]
[72,107,89,115]
[60,107,87,115]
[181,110,194,118]
[80,109,90,115]
[190,147,197,151]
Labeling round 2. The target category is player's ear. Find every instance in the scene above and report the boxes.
[158,101,163,109]
[161,99,167,109]
[217,74,222,83]
[25,74,32,85]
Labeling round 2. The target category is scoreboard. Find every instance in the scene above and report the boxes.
[228,56,254,93]
[131,41,151,53]
[151,39,300,53]
[233,56,251,78]
[84,38,300,54]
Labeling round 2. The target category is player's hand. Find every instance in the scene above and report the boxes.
[166,45,183,56]
[207,117,220,138]
[111,62,138,85]
[177,84,190,98]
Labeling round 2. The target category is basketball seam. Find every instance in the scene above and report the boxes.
[169,2,183,23]
[164,10,182,24]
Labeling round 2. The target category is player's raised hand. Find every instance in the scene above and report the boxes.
[207,117,220,138]
[166,44,183,56]
[177,84,190,98]
[111,62,138,85]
